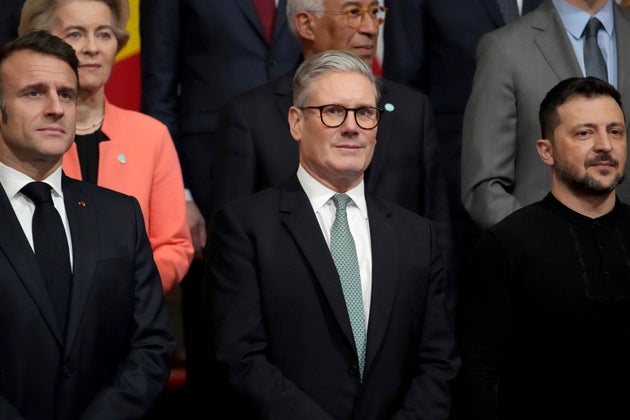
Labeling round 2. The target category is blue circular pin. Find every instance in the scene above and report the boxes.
[384,103,395,112]
[118,154,126,164]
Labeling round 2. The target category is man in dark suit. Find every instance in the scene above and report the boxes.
[382,0,543,274]
[210,0,452,300]
[0,31,175,419]
[207,49,459,419]
[139,3,300,407]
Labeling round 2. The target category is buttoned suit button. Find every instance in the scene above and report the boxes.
[348,361,359,377]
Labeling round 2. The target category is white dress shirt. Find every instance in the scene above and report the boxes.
[0,162,74,267]
[297,165,372,327]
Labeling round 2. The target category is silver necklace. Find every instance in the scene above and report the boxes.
[76,115,104,131]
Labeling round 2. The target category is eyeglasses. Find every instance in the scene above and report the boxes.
[300,104,383,129]
[310,5,388,29]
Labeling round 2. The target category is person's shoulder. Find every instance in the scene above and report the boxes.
[380,77,430,102]
[106,101,170,133]
[229,71,294,106]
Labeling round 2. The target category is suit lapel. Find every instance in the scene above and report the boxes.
[532,2,582,80]
[614,4,630,102]
[0,183,63,344]
[363,197,398,374]
[279,179,357,350]
[61,175,98,356]
[479,0,506,27]
[234,0,267,42]
[273,0,289,42]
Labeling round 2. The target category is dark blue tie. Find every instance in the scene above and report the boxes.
[583,17,608,82]
[498,0,520,24]
[22,182,71,334]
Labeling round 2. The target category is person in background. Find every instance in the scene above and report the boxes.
[210,0,453,308]
[139,2,300,408]
[0,29,174,419]
[19,0,193,294]
[0,0,25,45]
[207,50,459,419]
[459,76,630,419]
[382,0,543,277]
[461,0,630,230]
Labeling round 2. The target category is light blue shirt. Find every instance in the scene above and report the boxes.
[552,0,617,87]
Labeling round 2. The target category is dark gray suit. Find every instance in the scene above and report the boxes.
[461,0,630,229]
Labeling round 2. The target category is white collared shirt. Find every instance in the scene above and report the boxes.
[297,165,372,327]
[0,162,73,268]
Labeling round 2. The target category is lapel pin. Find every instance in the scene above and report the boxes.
[384,103,395,112]
[78,201,86,207]
[118,154,126,164]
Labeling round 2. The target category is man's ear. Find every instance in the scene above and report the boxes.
[288,106,303,144]
[536,138,554,167]
[295,11,316,41]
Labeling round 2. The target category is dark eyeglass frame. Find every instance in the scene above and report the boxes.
[300,104,383,130]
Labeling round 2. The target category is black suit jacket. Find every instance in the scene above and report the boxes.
[0,175,175,420]
[210,71,452,278]
[207,177,460,419]
[140,0,301,209]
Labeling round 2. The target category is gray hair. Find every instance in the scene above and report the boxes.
[19,0,130,52]
[286,0,324,38]
[292,50,380,108]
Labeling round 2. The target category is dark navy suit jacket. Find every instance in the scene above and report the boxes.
[140,0,301,209]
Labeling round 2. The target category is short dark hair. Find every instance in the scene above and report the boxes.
[0,30,79,120]
[539,77,624,140]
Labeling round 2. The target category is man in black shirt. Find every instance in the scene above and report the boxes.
[459,77,630,419]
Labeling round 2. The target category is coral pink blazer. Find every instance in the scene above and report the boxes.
[63,99,193,294]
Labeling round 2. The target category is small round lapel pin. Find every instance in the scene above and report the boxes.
[118,154,126,164]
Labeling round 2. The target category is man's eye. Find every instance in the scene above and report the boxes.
[344,7,363,17]
[368,7,380,17]
[325,106,345,116]
[28,91,41,97]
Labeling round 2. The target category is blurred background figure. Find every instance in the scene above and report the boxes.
[0,0,24,44]
[382,0,543,282]
[19,0,193,295]
[139,0,300,415]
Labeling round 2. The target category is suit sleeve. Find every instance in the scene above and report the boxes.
[461,32,521,229]
[393,221,460,420]
[139,0,181,143]
[147,123,194,293]
[79,197,176,419]
[207,208,335,419]
[207,98,258,218]
[457,231,512,419]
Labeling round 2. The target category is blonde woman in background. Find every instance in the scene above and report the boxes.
[19,0,193,294]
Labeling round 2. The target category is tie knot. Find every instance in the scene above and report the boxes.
[21,182,53,205]
[584,17,603,38]
[332,193,351,211]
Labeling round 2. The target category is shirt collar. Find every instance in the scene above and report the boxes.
[296,164,368,218]
[0,161,64,199]
[552,0,615,40]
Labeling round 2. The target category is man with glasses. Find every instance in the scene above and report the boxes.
[208,0,453,307]
[207,50,460,419]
